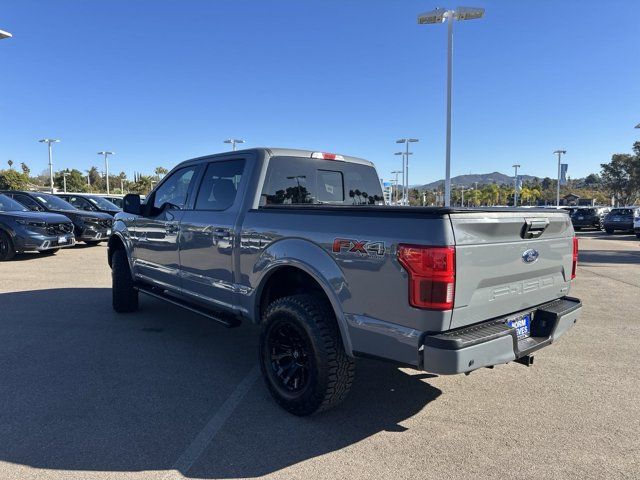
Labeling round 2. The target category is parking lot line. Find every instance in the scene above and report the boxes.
[167,365,261,477]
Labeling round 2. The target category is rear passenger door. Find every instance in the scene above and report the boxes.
[178,158,246,311]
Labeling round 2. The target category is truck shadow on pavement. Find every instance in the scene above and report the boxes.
[0,287,441,478]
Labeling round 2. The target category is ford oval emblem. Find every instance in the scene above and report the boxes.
[522,249,539,264]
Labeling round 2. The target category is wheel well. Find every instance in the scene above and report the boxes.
[258,266,328,322]
[107,235,125,267]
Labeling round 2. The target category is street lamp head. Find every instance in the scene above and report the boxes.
[635,123,640,129]
[512,164,521,168]
[454,7,485,21]
[0,29,12,40]
[417,8,448,24]
[97,151,115,155]
[39,138,60,144]
[394,151,404,156]
[554,150,567,155]
[224,139,245,144]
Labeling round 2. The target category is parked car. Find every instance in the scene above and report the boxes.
[0,193,75,261]
[569,206,610,231]
[635,210,640,239]
[602,207,638,234]
[1,191,113,245]
[56,193,121,216]
[103,196,124,208]
[108,148,582,416]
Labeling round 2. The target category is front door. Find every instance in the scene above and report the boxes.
[133,165,199,290]
[178,159,246,310]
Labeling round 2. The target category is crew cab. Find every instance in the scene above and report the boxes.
[0,193,75,260]
[2,191,114,245]
[108,148,582,415]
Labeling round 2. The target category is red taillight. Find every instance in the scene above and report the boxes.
[571,236,578,279]
[397,244,455,310]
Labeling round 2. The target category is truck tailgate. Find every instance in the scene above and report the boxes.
[449,211,574,329]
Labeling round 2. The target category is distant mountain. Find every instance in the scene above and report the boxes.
[417,172,538,191]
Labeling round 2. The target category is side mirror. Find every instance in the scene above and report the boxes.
[123,194,142,215]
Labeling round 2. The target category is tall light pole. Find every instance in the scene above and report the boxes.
[0,29,12,40]
[554,150,566,207]
[512,164,521,207]
[394,152,405,204]
[98,151,115,194]
[391,170,402,204]
[39,139,60,193]
[62,172,70,193]
[396,138,418,205]
[418,7,484,207]
[224,138,245,151]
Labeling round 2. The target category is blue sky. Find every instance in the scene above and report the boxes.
[0,0,638,184]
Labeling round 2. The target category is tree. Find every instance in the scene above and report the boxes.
[54,169,89,193]
[20,162,30,177]
[7,160,14,170]
[154,167,168,180]
[87,166,103,191]
[600,143,640,206]
[0,169,30,190]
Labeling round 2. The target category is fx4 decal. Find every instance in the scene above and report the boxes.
[332,238,386,257]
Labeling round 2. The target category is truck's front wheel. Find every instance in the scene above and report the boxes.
[259,294,355,416]
[112,249,139,313]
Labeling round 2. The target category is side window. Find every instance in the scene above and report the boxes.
[68,196,91,210]
[261,158,315,205]
[14,195,41,211]
[195,160,245,211]
[153,167,197,210]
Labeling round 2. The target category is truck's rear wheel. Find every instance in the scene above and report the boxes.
[259,294,355,416]
[112,249,139,313]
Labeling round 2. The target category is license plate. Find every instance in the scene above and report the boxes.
[506,313,531,340]
[107,229,112,235]
[58,236,67,244]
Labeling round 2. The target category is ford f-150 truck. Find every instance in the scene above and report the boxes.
[108,148,582,416]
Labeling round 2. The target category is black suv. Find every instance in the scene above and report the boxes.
[0,193,75,261]
[602,207,637,234]
[1,191,113,245]
[570,206,609,231]
[56,193,121,216]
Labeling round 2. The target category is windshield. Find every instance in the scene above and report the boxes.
[0,194,28,212]
[34,193,77,210]
[87,196,120,210]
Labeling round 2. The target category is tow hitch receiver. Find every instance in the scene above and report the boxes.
[515,355,534,367]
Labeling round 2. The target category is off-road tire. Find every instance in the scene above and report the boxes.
[0,230,16,261]
[40,248,60,255]
[112,249,138,313]
[259,294,355,416]
[605,228,614,234]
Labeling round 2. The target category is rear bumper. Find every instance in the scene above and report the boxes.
[603,222,633,231]
[420,297,582,375]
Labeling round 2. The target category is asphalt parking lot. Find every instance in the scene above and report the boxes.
[1,231,639,480]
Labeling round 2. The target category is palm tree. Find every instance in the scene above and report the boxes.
[154,167,168,180]
[7,159,13,170]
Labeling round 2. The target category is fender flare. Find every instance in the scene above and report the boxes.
[252,238,353,355]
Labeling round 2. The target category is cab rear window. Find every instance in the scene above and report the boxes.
[261,156,383,206]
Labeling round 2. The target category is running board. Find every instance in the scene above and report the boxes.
[137,285,241,328]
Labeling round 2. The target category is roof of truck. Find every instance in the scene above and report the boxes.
[183,147,375,167]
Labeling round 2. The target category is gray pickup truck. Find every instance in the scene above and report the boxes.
[108,148,581,416]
